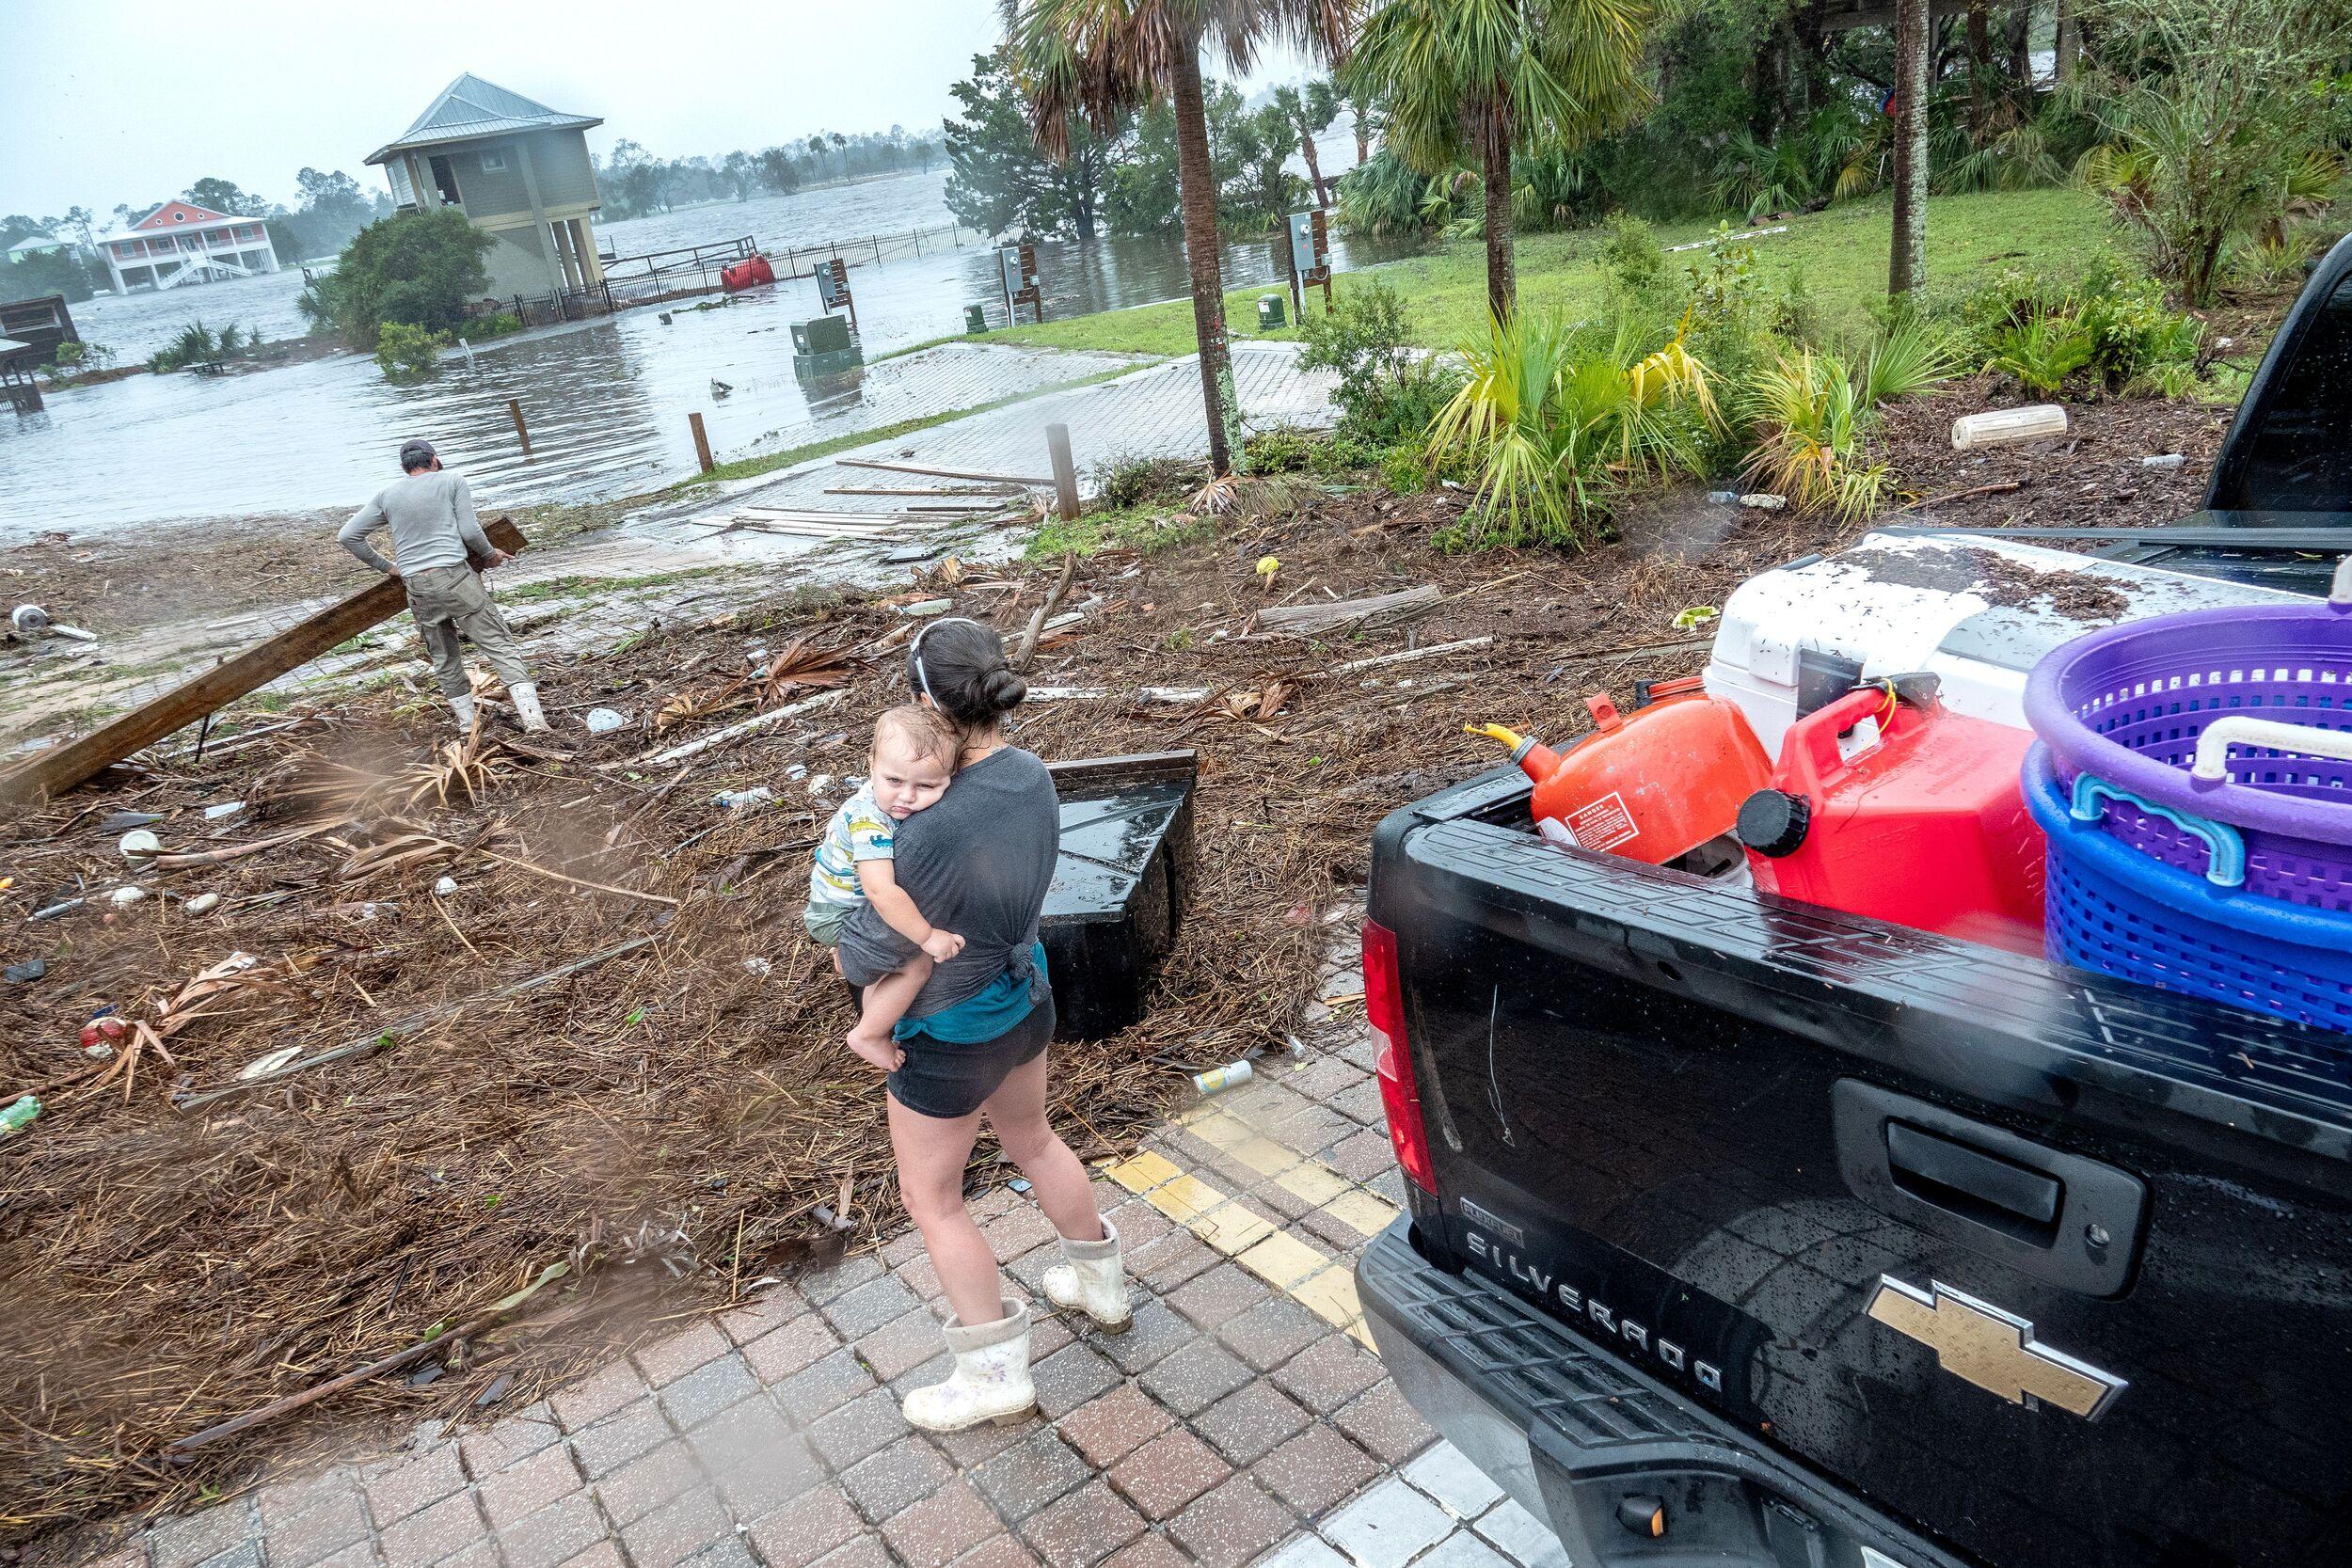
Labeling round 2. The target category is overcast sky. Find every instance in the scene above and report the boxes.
[0,2,1321,224]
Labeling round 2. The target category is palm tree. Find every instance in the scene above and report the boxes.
[1007,0,1353,480]
[1351,0,1649,324]
[1272,81,1343,206]
[1888,0,1930,296]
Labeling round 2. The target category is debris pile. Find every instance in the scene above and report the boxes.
[0,480,1841,1549]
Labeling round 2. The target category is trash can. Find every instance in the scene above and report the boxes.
[1257,294,1286,331]
[965,303,989,334]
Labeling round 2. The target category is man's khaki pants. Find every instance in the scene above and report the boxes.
[405,563,529,700]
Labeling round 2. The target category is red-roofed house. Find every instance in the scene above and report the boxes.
[100,200,280,295]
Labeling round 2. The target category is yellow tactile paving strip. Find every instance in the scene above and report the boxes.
[1106,1101,1400,1349]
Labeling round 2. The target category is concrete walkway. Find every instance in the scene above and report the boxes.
[691,342,1336,519]
[82,917,1570,1568]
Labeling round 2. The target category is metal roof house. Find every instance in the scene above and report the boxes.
[366,74,608,300]
[7,234,68,261]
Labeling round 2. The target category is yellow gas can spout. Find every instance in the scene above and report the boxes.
[1467,721,1555,776]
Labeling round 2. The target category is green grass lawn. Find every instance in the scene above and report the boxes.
[982,186,2128,356]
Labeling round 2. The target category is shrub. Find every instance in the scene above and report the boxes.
[1426,313,1717,549]
[457,310,524,342]
[148,321,261,373]
[1598,213,1670,299]
[1381,442,1432,496]
[1240,427,1318,474]
[1960,264,2202,395]
[375,321,452,382]
[301,209,494,348]
[1091,453,1190,509]
[2076,0,2350,306]
[45,341,115,382]
[1739,350,1887,520]
[1297,277,1466,451]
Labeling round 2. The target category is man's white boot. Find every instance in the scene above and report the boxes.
[508,682,550,734]
[449,693,478,731]
[1042,1217,1131,1332]
[901,1297,1036,1433]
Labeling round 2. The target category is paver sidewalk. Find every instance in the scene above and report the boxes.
[85,916,1571,1568]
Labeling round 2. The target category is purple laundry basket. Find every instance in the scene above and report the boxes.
[2022,560,2352,914]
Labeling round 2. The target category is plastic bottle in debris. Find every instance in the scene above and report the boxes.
[0,1096,39,1138]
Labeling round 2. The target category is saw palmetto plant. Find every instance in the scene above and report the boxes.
[1426,310,1715,547]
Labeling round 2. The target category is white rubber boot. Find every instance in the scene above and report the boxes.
[508,681,550,734]
[449,693,478,731]
[1042,1217,1131,1332]
[900,1297,1036,1433]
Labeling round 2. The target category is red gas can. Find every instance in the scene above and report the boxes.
[1735,686,2044,952]
[1472,678,1772,865]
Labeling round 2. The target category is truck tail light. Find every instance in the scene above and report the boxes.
[1362,916,1436,1194]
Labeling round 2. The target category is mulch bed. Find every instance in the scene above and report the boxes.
[0,474,1853,1556]
[1876,372,2232,535]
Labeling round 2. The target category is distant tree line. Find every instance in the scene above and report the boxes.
[1,169,393,304]
[942,50,1344,242]
[593,127,945,221]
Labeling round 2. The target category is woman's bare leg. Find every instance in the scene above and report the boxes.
[886,1091,1003,1325]
[981,1051,1104,1243]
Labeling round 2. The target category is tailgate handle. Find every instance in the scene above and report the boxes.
[1886,1121,2060,1234]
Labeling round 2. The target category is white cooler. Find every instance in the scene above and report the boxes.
[1704,532,2294,757]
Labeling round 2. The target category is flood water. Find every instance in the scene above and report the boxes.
[3,135,1406,540]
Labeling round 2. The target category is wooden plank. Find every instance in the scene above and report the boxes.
[1,518,528,804]
[835,456,1056,486]
[1254,583,1439,633]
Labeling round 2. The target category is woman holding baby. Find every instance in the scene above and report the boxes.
[809,617,1124,1433]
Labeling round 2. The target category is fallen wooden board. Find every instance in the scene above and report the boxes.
[2,518,527,804]
[835,457,1056,486]
[1253,583,1439,634]
[621,689,848,767]
[1328,636,1494,675]
[1026,685,1213,705]
[824,485,1025,498]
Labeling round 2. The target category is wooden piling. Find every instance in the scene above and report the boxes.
[1046,423,1081,523]
[690,411,715,474]
[507,397,532,456]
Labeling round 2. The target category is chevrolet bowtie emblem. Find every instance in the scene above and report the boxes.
[1867,1276,2126,1421]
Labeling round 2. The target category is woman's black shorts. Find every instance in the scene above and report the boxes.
[887,992,1056,1119]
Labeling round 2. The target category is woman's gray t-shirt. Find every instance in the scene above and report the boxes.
[834,746,1058,1018]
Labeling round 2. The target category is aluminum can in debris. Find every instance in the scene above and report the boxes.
[1191,1059,1253,1096]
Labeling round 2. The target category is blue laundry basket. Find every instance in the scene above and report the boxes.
[2025,744,2352,1032]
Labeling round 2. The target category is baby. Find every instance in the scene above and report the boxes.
[805,705,966,1069]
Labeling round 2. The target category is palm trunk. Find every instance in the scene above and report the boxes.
[1355,111,1370,164]
[1890,0,1931,297]
[1300,131,1330,208]
[2007,2,2032,88]
[1169,32,1238,476]
[2054,0,2079,78]
[1479,91,1517,323]
[1965,0,1991,140]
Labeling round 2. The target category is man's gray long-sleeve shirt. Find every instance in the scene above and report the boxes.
[339,470,490,576]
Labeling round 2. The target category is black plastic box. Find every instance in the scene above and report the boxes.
[1041,750,1197,1040]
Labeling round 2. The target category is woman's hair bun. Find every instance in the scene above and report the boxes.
[981,668,1027,712]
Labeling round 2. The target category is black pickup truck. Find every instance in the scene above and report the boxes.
[1355,237,2352,1568]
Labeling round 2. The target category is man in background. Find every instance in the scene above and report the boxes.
[338,438,548,733]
